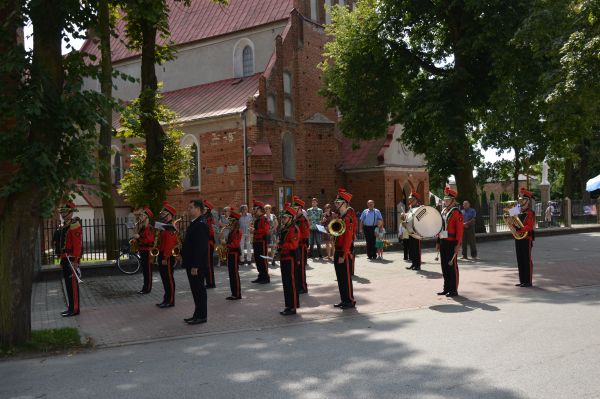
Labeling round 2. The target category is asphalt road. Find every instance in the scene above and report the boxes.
[2,285,600,399]
[3,231,600,399]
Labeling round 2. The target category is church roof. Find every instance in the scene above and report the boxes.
[339,126,395,170]
[81,0,294,64]
[113,73,260,129]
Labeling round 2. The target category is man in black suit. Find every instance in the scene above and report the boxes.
[180,200,210,325]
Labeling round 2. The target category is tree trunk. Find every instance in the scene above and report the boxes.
[98,0,118,260]
[1,0,65,346]
[513,146,521,199]
[139,20,166,214]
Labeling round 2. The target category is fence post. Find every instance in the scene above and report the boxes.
[564,197,572,227]
[489,200,497,233]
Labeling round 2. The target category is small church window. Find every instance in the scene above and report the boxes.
[242,45,254,77]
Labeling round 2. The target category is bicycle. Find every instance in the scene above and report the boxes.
[116,242,141,275]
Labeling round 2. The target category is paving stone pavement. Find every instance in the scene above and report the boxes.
[32,232,600,347]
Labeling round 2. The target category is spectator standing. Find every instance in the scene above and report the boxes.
[545,202,555,227]
[307,198,324,259]
[239,204,253,265]
[374,219,386,259]
[359,200,383,260]
[321,203,336,261]
[461,200,477,259]
[264,204,279,265]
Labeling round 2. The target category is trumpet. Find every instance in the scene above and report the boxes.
[327,218,346,237]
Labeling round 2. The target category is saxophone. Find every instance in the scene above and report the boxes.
[149,229,160,259]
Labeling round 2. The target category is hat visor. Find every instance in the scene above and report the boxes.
[443,195,454,200]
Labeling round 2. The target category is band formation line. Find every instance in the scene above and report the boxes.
[54,186,535,323]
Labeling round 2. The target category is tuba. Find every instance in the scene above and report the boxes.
[327,218,346,237]
[503,206,528,240]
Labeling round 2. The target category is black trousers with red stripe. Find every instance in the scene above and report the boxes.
[334,250,355,305]
[409,236,421,269]
[295,241,308,292]
[61,257,80,314]
[140,250,152,292]
[158,255,176,305]
[440,240,459,293]
[206,241,215,287]
[515,239,533,285]
[281,255,299,309]
[253,240,269,280]
[227,251,242,298]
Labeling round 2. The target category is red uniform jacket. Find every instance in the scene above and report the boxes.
[346,207,358,239]
[138,224,154,251]
[518,208,535,241]
[227,228,242,253]
[205,214,215,243]
[296,215,310,244]
[334,211,354,257]
[253,215,270,242]
[62,220,83,262]
[279,225,299,260]
[441,206,464,245]
[159,229,178,257]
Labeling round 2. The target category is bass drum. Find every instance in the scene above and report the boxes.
[402,205,443,240]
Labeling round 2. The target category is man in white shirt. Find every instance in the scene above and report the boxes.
[239,204,253,265]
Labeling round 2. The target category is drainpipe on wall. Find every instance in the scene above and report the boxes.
[242,109,248,205]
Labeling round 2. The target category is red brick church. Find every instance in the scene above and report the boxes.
[81,0,429,213]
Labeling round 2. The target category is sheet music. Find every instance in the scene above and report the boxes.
[154,221,177,231]
[508,205,521,216]
[316,224,327,233]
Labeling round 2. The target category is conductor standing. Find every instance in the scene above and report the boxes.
[181,200,210,325]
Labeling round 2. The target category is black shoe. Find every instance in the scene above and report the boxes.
[62,311,79,317]
[333,302,345,308]
[206,284,216,289]
[437,291,449,296]
[251,278,261,283]
[515,283,524,287]
[406,266,415,270]
[280,308,297,316]
[60,310,71,316]
[137,290,149,294]
[226,296,242,300]
[258,279,270,284]
[298,289,307,294]
[339,302,356,309]
[158,303,174,308]
[446,292,458,297]
[156,302,165,307]
[413,267,421,271]
[186,318,207,325]
[184,317,195,322]
[520,283,532,287]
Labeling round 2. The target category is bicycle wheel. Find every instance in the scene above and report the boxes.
[116,252,141,275]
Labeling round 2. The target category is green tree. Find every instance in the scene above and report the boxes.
[117,96,192,209]
[320,0,532,222]
[0,0,103,346]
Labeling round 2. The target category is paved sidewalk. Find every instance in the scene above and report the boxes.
[32,232,600,346]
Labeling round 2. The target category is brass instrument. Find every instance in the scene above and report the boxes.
[172,218,183,257]
[149,229,160,258]
[503,206,528,240]
[128,218,143,253]
[327,218,346,237]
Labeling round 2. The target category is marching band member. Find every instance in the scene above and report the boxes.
[405,190,422,271]
[515,188,536,287]
[250,199,271,284]
[203,199,217,288]
[292,196,309,293]
[437,187,464,297]
[156,202,178,308]
[225,208,243,300]
[338,188,357,275]
[135,207,155,294]
[333,188,356,309]
[56,202,83,317]
[278,203,300,315]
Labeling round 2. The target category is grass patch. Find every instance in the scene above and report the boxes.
[1,328,86,358]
